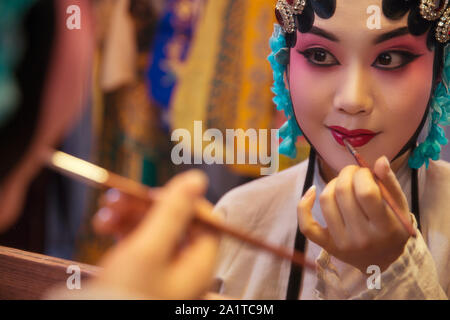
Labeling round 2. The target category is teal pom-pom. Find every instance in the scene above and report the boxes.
[268,24,302,158]
[279,136,297,158]
[275,48,290,66]
[409,44,450,169]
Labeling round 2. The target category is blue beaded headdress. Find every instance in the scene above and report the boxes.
[268,24,302,159]
[0,0,36,127]
[409,44,450,169]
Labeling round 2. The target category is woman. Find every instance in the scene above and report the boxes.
[213,0,450,299]
[0,0,218,299]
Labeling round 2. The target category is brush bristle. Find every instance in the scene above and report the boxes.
[342,139,356,155]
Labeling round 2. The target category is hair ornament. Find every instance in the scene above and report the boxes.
[420,0,449,21]
[435,6,450,42]
[275,0,306,34]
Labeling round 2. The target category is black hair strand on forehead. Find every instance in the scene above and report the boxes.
[407,5,433,35]
[288,0,439,49]
[295,0,315,32]
[310,0,336,19]
[382,0,414,20]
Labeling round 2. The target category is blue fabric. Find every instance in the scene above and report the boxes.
[146,0,197,115]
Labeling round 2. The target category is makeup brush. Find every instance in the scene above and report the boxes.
[342,139,417,238]
[44,149,316,270]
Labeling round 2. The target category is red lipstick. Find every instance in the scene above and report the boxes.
[329,126,378,147]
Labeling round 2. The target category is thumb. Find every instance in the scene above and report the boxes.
[297,186,331,249]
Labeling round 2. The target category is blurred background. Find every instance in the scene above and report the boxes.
[1,0,449,265]
[0,0,310,264]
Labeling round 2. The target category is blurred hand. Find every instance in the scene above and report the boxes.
[298,156,411,273]
[92,187,156,239]
[91,170,220,299]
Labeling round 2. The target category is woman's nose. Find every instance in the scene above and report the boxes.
[333,63,374,115]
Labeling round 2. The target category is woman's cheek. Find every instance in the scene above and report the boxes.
[289,63,331,123]
[375,59,433,131]
[290,81,327,128]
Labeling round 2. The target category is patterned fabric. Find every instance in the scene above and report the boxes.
[146,0,204,117]
[171,0,308,177]
[75,0,173,264]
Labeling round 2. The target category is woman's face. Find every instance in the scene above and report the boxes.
[289,0,435,173]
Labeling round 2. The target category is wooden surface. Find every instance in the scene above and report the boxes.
[0,245,232,300]
[0,246,100,299]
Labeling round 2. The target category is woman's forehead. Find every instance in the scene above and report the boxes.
[312,0,410,41]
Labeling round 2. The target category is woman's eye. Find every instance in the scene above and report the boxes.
[372,51,421,70]
[297,48,339,66]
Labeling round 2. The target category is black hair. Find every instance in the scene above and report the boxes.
[286,0,444,51]
[0,0,56,182]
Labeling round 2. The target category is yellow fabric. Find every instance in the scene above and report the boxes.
[171,0,282,177]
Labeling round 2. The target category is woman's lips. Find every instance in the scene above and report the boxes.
[329,126,378,147]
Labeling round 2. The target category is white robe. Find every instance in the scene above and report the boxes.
[213,159,450,299]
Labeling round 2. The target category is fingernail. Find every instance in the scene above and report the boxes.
[96,208,113,223]
[303,185,316,200]
[106,188,121,203]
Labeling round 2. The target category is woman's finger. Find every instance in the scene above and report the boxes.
[93,189,152,237]
[132,170,209,263]
[169,225,220,297]
[373,156,409,213]
[297,186,332,250]
[92,207,119,235]
[335,166,371,243]
[104,189,150,218]
[319,178,347,249]
[353,167,394,231]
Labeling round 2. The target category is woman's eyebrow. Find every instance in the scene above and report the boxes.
[306,26,410,44]
[308,26,340,42]
[373,27,409,44]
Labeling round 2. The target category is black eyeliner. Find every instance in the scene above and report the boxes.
[296,48,340,67]
[372,51,423,70]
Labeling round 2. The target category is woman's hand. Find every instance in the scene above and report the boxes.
[91,170,220,299]
[297,156,411,273]
[92,187,156,239]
